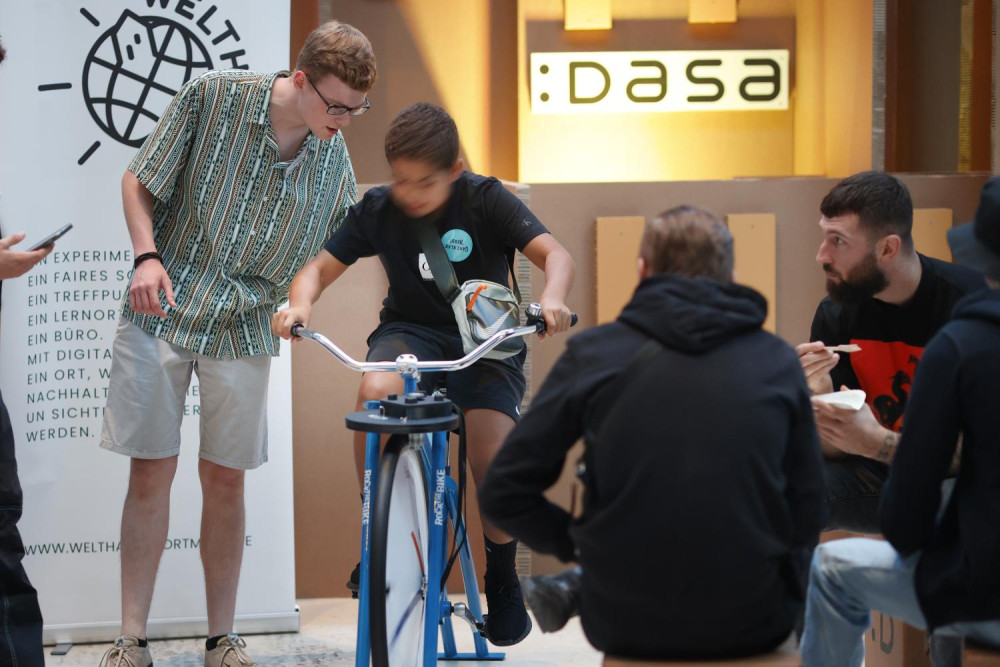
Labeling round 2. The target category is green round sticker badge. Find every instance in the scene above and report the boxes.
[441,229,473,262]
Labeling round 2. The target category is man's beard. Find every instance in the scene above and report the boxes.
[824,252,889,305]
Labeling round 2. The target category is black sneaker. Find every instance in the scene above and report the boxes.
[520,567,581,633]
[347,562,360,598]
[482,572,532,646]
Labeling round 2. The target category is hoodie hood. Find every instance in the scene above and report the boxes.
[618,272,768,354]
[952,288,1000,327]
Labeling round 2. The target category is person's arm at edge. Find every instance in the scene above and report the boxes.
[0,233,53,280]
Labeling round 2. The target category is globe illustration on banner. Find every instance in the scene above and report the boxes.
[82,10,213,148]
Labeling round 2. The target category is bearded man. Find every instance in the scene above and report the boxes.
[796,171,985,533]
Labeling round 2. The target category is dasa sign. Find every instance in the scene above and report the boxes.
[530,50,789,114]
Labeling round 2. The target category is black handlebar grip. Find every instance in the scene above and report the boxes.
[529,312,579,333]
[291,323,304,337]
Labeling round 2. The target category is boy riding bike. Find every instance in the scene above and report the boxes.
[272,102,575,646]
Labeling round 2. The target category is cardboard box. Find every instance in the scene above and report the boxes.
[964,642,1000,666]
[864,612,931,667]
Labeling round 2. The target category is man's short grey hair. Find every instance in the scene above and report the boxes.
[639,205,733,283]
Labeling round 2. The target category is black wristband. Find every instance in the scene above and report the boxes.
[134,251,163,269]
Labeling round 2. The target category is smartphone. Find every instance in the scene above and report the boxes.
[28,224,73,251]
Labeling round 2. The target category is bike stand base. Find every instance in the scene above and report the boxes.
[438,652,505,661]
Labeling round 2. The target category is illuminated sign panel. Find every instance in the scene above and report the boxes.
[530,50,789,113]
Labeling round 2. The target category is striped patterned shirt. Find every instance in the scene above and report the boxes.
[123,70,356,358]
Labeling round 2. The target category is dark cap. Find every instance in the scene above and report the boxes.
[948,176,1000,280]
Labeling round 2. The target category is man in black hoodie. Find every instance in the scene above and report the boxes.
[800,178,1000,666]
[479,206,827,659]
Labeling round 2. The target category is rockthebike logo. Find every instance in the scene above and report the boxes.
[37,1,249,166]
[362,470,372,526]
[434,470,446,526]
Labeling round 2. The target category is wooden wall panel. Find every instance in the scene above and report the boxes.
[728,214,778,333]
[595,217,645,324]
[564,0,612,30]
[912,208,953,262]
[688,0,738,23]
[289,0,319,69]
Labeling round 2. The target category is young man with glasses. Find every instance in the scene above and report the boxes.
[98,21,375,667]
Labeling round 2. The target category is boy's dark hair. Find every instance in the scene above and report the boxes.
[0,38,6,65]
[641,206,734,283]
[385,103,459,171]
[820,171,914,249]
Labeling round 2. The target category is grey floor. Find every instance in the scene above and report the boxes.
[46,597,602,666]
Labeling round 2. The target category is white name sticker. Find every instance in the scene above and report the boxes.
[418,252,434,281]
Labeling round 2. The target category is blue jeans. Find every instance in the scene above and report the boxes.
[801,538,1000,667]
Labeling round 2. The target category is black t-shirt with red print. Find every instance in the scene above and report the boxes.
[810,253,986,432]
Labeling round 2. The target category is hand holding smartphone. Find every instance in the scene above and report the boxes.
[28,224,73,251]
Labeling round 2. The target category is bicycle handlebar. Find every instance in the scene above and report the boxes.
[291,303,577,376]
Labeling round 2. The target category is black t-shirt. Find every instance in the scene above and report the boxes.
[325,172,548,328]
[810,254,985,432]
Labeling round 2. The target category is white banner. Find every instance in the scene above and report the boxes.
[530,49,789,114]
[0,0,297,644]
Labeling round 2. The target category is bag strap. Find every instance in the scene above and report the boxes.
[414,186,523,305]
[504,248,522,304]
[458,184,523,303]
[415,219,461,302]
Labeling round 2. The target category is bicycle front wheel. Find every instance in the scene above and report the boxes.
[370,434,430,667]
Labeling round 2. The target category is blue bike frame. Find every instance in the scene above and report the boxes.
[354,375,502,667]
[291,315,561,666]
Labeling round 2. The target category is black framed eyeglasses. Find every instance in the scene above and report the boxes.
[306,75,370,116]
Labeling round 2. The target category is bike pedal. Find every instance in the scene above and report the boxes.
[351,591,359,600]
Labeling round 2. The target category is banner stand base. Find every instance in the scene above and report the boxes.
[43,607,301,646]
[51,643,73,656]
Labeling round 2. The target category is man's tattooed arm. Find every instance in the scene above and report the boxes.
[875,430,900,464]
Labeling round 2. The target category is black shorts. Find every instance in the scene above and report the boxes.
[366,321,526,421]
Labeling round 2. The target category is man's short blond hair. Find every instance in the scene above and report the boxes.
[640,206,734,283]
[295,21,376,93]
